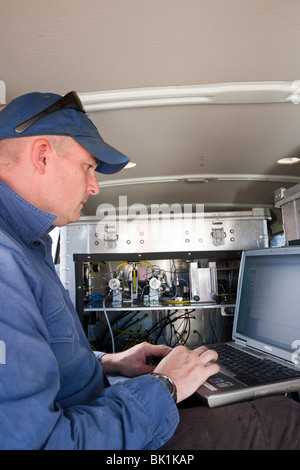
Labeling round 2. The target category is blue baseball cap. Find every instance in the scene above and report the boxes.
[0,91,130,174]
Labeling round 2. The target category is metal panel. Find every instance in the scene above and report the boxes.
[275,183,300,243]
[65,208,270,254]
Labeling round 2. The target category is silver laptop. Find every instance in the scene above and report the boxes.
[196,246,300,408]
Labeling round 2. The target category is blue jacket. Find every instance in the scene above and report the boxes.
[0,181,179,450]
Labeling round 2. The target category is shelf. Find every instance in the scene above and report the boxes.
[84,301,235,314]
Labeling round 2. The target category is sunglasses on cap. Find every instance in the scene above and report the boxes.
[14,91,85,134]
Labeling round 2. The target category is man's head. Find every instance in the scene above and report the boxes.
[0,91,130,225]
[0,91,130,174]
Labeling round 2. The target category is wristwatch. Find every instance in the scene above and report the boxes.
[151,372,177,403]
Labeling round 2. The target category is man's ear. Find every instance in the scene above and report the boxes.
[31,138,52,175]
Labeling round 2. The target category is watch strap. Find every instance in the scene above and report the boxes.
[151,372,177,403]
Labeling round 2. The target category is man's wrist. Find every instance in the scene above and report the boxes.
[96,352,106,363]
[151,372,177,403]
[99,353,117,374]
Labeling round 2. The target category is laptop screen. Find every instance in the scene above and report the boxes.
[234,248,300,358]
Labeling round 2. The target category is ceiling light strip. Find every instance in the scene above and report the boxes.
[0,80,6,105]
[79,81,300,111]
[98,174,300,188]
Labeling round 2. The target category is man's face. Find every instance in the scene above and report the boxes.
[49,140,100,226]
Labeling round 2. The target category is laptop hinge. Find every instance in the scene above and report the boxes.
[235,339,247,347]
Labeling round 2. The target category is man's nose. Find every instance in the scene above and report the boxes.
[88,170,100,195]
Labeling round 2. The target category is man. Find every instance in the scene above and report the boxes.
[1,91,300,451]
[0,91,219,449]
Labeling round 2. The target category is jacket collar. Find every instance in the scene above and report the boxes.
[0,180,57,243]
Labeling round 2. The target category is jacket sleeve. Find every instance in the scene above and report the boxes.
[43,376,179,450]
[0,242,179,450]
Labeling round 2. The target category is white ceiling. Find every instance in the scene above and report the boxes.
[1,0,300,216]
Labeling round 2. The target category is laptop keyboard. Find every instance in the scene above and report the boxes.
[212,343,300,386]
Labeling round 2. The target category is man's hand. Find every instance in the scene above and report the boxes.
[100,342,172,377]
[154,345,220,403]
